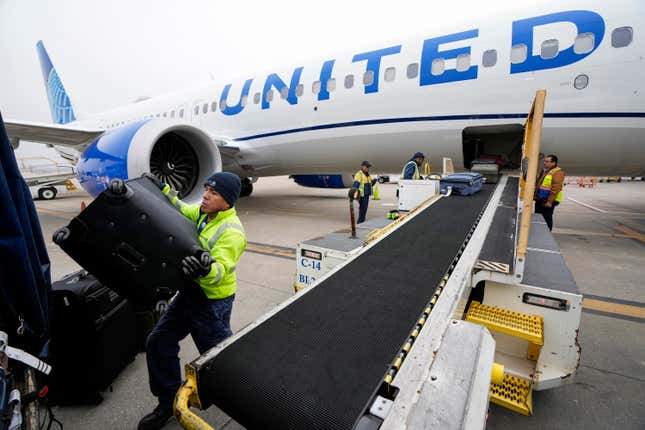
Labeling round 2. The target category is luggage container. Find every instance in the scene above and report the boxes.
[397,178,440,211]
[53,177,209,308]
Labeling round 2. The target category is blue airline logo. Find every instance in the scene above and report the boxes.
[218,10,605,116]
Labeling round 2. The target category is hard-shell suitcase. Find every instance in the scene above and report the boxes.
[53,177,209,307]
[49,270,138,404]
[440,172,484,196]
[470,159,500,184]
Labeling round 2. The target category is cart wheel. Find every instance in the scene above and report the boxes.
[38,187,57,200]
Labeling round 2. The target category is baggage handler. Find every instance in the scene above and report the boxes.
[402,152,425,180]
[349,160,374,224]
[534,154,565,231]
[138,172,246,430]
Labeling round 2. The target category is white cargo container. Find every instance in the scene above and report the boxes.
[397,178,440,211]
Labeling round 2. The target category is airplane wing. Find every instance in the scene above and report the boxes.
[5,119,104,149]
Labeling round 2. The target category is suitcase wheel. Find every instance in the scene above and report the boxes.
[53,227,71,245]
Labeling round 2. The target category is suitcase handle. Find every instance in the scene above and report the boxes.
[116,242,145,269]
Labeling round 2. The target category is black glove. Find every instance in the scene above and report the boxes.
[348,188,359,200]
[142,172,164,190]
[181,255,212,279]
[371,179,377,186]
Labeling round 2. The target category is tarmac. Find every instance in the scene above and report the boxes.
[33,176,645,430]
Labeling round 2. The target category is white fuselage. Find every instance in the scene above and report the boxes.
[69,0,645,177]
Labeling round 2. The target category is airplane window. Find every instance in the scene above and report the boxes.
[612,27,633,48]
[456,54,470,72]
[179,109,184,118]
[296,84,304,97]
[170,110,175,118]
[211,101,217,112]
[363,70,374,86]
[431,58,445,76]
[326,78,336,92]
[203,103,208,114]
[253,92,261,104]
[511,44,527,64]
[482,50,497,67]
[163,112,167,117]
[155,114,160,118]
[241,95,248,107]
[312,81,321,94]
[384,67,396,82]
[406,63,419,79]
[574,33,595,54]
[220,99,227,110]
[280,87,288,99]
[194,105,199,115]
[541,39,559,60]
[344,74,354,89]
[266,90,274,102]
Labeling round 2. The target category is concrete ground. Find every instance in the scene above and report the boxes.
[33,176,645,429]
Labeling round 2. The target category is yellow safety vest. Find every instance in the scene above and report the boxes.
[162,184,247,299]
[354,170,371,197]
[538,167,563,203]
[401,161,420,180]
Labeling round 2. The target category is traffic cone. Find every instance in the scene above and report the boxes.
[373,183,380,200]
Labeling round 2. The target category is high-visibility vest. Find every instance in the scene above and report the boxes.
[537,167,563,203]
[354,170,371,197]
[162,184,247,299]
[401,160,420,180]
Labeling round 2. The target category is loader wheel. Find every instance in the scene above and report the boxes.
[38,187,57,200]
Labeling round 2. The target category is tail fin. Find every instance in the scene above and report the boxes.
[36,40,76,124]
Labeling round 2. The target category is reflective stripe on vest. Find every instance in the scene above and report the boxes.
[207,222,246,249]
[401,161,420,179]
[538,167,563,202]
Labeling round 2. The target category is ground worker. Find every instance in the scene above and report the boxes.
[349,160,373,224]
[402,152,425,180]
[137,172,246,430]
[534,154,565,231]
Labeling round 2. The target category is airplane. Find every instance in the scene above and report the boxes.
[5,0,644,203]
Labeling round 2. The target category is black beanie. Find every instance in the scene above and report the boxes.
[204,172,241,207]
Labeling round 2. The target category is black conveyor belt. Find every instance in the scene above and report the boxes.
[477,177,519,272]
[197,185,494,430]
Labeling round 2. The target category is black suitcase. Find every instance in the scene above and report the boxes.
[52,176,209,307]
[48,270,138,404]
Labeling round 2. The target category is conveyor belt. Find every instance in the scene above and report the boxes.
[196,185,494,430]
[476,177,519,273]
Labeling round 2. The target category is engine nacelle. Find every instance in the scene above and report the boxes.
[77,120,221,203]
[290,174,354,189]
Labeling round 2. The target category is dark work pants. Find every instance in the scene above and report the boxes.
[535,201,559,231]
[357,195,370,224]
[145,291,234,409]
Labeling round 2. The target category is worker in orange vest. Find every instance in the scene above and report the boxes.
[534,154,565,231]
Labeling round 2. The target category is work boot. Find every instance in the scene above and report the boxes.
[137,404,173,430]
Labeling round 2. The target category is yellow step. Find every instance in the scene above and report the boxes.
[490,373,533,416]
[466,301,544,360]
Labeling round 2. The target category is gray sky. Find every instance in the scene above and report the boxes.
[0,0,543,158]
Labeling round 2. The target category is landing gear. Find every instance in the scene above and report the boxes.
[240,178,254,197]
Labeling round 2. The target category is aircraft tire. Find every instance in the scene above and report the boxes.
[240,178,253,197]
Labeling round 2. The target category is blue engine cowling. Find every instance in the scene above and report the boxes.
[76,120,221,203]
[289,174,354,188]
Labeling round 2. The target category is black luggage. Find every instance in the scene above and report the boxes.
[53,177,209,307]
[48,270,138,404]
